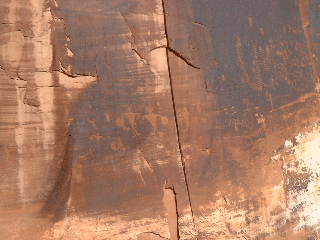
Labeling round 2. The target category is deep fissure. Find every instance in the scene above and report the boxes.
[161,0,195,227]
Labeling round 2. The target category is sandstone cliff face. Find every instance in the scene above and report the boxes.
[1,0,320,239]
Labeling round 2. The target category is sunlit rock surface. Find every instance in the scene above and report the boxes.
[1,0,320,239]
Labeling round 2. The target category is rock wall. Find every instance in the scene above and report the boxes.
[1,0,320,239]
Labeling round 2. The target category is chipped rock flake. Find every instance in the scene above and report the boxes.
[283,123,320,231]
[2,0,320,239]
[43,215,170,240]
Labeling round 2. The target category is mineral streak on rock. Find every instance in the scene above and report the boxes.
[1,0,320,239]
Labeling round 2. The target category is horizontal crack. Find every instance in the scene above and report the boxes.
[23,98,40,107]
[59,61,95,78]
[132,49,149,65]
[193,21,206,27]
[168,47,200,70]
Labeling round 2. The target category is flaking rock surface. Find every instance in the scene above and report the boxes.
[1,0,320,239]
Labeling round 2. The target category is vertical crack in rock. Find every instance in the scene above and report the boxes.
[161,0,195,230]
[298,0,320,94]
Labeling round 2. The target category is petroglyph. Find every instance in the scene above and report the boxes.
[2,0,320,239]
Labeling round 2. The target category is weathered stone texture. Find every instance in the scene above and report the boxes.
[1,0,320,239]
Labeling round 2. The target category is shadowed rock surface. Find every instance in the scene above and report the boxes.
[1,0,320,239]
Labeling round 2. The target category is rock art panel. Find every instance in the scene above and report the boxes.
[1,0,320,239]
